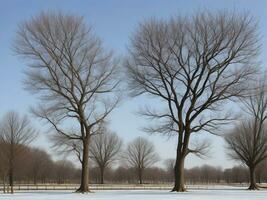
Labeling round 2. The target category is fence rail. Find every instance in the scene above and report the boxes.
[0,183,254,191]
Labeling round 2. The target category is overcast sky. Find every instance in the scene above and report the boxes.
[1,0,267,169]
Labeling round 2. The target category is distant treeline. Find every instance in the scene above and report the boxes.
[1,145,266,185]
[92,164,267,185]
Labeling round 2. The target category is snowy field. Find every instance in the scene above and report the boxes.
[0,188,267,200]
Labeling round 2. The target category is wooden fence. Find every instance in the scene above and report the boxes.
[0,183,251,191]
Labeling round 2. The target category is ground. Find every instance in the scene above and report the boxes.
[0,188,267,200]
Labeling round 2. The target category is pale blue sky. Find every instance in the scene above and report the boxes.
[1,0,267,168]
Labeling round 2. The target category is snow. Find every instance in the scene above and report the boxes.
[0,188,267,200]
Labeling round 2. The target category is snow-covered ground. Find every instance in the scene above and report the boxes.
[0,188,267,200]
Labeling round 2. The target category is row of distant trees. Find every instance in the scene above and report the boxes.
[0,113,159,192]
[1,9,267,193]
[1,143,267,186]
[1,115,267,190]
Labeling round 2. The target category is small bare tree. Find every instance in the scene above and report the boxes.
[89,128,122,184]
[0,111,37,194]
[126,11,260,191]
[256,159,267,184]
[225,81,267,190]
[52,124,122,184]
[164,159,175,172]
[14,12,120,193]
[124,137,159,184]
[51,131,84,164]
[0,141,8,193]
[28,148,52,184]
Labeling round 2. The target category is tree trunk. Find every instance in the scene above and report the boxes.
[248,166,258,190]
[33,174,37,185]
[9,161,14,194]
[138,168,143,184]
[8,138,14,194]
[100,167,104,184]
[172,154,186,192]
[3,175,6,193]
[256,171,261,184]
[76,138,90,193]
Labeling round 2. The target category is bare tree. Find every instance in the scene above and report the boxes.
[126,11,260,191]
[124,137,159,184]
[0,111,37,193]
[52,124,122,184]
[51,132,84,164]
[89,128,122,184]
[164,158,175,172]
[54,160,77,184]
[256,159,267,184]
[27,148,52,184]
[0,141,8,193]
[14,12,120,193]
[164,158,175,182]
[224,165,249,184]
[225,81,267,190]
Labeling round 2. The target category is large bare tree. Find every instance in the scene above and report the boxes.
[124,137,159,184]
[89,128,122,184]
[126,12,260,191]
[14,12,120,193]
[225,81,267,190]
[0,111,37,194]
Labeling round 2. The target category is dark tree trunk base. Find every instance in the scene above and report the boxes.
[100,167,104,184]
[248,184,259,190]
[173,154,186,193]
[171,185,186,192]
[75,186,91,193]
[248,167,258,190]
[76,138,91,194]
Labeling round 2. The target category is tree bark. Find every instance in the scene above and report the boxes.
[9,153,14,194]
[138,168,143,184]
[172,154,186,192]
[76,138,90,193]
[3,175,6,193]
[33,175,37,185]
[100,167,104,184]
[248,166,258,190]
[8,168,13,194]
